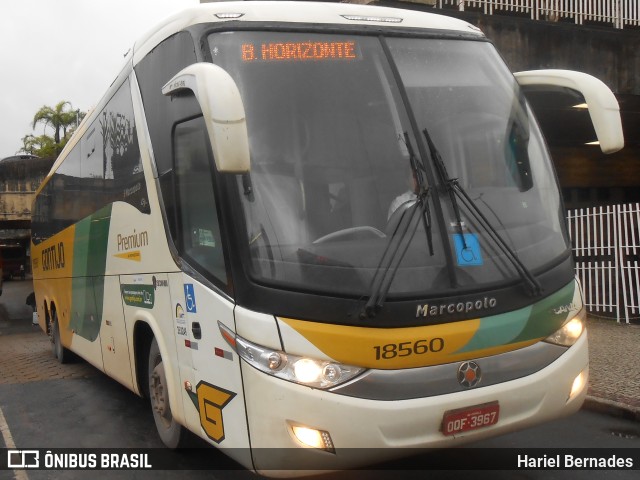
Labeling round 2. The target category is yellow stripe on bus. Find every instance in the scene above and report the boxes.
[114,250,142,262]
[279,317,536,369]
[31,227,76,346]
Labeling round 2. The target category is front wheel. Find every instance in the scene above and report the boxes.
[148,338,191,448]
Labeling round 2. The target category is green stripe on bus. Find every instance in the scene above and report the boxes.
[69,204,113,342]
[512,281,575,343]
[457,281,576,353]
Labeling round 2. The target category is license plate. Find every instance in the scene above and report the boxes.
[441,402,500,436]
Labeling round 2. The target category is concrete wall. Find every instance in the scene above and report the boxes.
[443,11,640,207]
[0,156,54,228]
[372,2,640,207]
[448,11,640,96]
[371,2,640,95]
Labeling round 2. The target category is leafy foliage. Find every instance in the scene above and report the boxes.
[18,101,86,158]
[20,134,57,158]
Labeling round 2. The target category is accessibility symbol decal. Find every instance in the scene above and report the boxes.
[453,233,483,267]
[184,284,197,313]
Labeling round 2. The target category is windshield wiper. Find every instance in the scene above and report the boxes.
[422,128,543,297]
[422,128,467,250]
[361,133,434,319]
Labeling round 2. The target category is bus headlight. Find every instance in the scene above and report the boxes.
[219,322,365,389]
[544,309,586,347]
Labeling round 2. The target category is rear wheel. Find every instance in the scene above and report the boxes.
[50,311,70,364]
[148,338,190,448]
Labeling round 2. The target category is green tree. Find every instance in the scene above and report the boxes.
[18,134,57,158]
[25,101,84,157]
[32,101,78,152]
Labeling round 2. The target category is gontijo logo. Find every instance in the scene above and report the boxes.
[41,242,65,271]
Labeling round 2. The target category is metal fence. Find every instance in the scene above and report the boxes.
[567,203,640,323]
[437,0,640,29]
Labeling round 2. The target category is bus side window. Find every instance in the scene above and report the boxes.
[135,31,198,242]
[173,116,228,286]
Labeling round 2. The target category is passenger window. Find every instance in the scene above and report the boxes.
[173,117,228,285]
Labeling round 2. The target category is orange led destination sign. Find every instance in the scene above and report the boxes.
[242,40,359,62]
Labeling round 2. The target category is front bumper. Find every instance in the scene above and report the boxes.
[242,333,588,474]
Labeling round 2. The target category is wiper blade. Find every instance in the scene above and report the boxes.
[404,131,435,257]
[422,128,467,250]
[454,186,542,296]
[360,133,434,319]
[422,128,543,297]
[362,200,423,319]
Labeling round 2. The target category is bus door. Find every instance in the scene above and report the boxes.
[166,115,251,456]
[169,274,250,454]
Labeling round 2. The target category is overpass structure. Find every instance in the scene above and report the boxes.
[369,0,640,208]
[437,0,639,29]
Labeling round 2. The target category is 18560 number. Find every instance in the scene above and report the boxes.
[373,338,444,360]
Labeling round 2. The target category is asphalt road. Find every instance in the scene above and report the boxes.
[1,279,638,480]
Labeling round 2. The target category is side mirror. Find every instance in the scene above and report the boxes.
[514,69,624,154]
[162,63,250,172]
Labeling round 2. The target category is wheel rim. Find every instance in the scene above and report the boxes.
[150,362,172,429]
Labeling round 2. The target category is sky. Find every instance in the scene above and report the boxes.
[0,0,201,160]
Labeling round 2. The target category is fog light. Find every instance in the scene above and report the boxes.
[291,425,335,453]
[569,369,587,400]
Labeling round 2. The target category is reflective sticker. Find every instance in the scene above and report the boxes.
[196,382,236,443]
[184,284,197,313]
[453,233,483,266]
[215,347,233,361]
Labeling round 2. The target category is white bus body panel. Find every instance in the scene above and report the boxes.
[132,1,483,65]
[168,274,252,465]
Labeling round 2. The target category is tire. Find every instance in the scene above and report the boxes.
[50,312,71,364]
[148,338,190,448]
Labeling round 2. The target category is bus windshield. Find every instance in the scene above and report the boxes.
[207,31,569,298]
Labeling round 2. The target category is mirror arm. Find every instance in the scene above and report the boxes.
[515,69,624,154]
[162,63,250,172]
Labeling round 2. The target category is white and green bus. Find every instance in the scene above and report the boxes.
[31,0,623,473]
